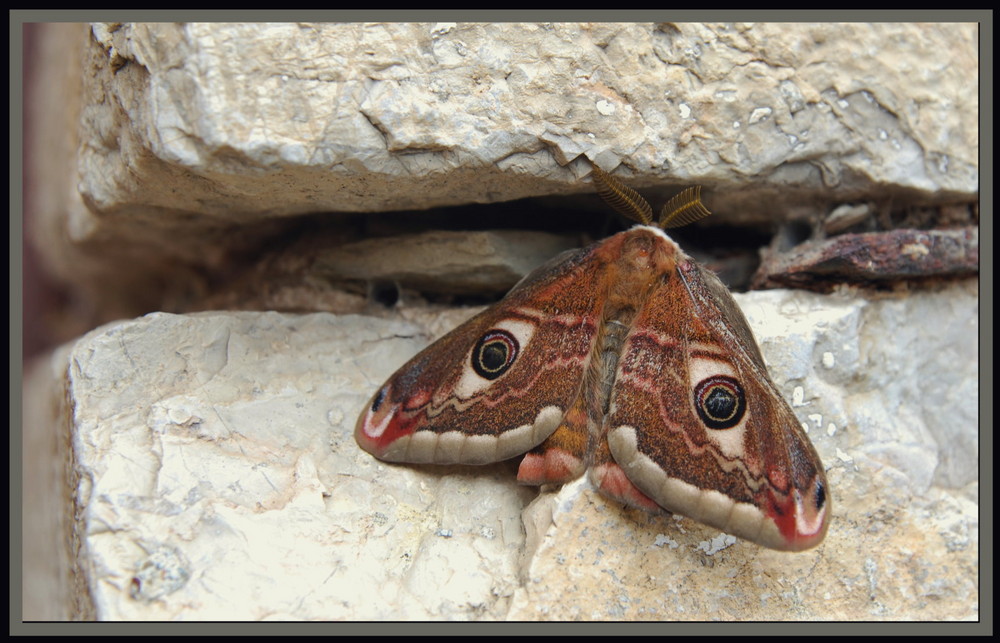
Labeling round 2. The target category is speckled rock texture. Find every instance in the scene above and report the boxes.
[26,22,978,326]
[23,281,978,620]
[21,22,980,622]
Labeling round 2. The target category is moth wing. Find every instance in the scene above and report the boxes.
[605,251,830,551]
[356,243,610,466]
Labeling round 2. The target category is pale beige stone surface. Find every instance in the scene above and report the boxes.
[23,281,978,620]
[72,22,977,220]
[57,311,530,620]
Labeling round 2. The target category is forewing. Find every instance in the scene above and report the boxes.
[604,252,830,551]
[355,242,612,466]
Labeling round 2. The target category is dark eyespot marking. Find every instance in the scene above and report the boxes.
[815,479,827,510]
[472,329,519,380]
[694,376,746,430]
[371,386,388,412]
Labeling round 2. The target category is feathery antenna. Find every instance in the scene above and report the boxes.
[591,164,711,230]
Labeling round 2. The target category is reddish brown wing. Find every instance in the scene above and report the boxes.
[355,240,614,466]
[603,237,830,551]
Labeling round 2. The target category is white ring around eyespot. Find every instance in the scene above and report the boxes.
[688,344,747,459]
[454,319,538,399]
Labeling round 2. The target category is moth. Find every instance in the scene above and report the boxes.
[356,165,830,551]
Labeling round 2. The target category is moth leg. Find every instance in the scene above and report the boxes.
[517,394,588,485]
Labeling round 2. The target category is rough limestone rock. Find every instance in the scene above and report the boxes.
[315,229,579,296]
[27,22,978,326]
[23,280,978,620]
[76,22,980,219]
[20,20,980,623]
